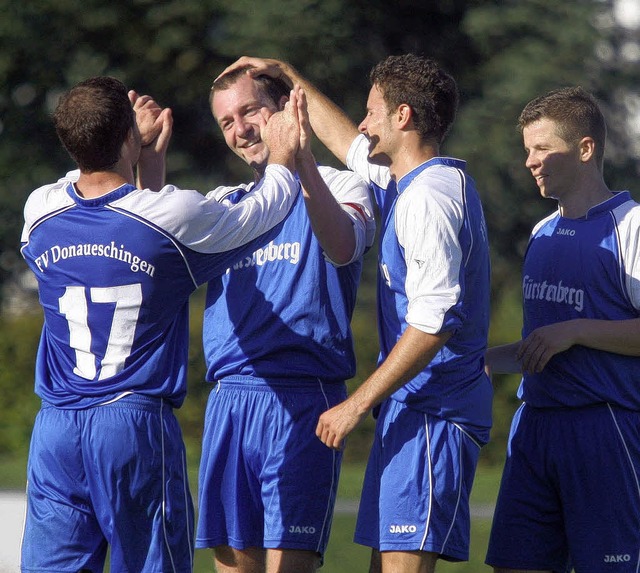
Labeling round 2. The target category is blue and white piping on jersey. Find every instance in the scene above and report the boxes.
[455,167,476,269]
[20,204,76,256]
[106,204,200,288]
[610,209,633,308]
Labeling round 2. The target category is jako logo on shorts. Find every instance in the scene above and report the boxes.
[389,525,417,534]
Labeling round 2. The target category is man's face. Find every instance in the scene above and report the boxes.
[358,84,395,167]
[212,74,280,172]
[522,117,581,202]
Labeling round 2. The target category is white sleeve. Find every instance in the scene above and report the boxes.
[119,164,300,253]
[318,166,376,264]
[205,182,253,202]
[396,176,463,334]
[616,202,640,310]
[345,134,392,189]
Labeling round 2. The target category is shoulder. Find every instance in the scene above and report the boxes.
[317,164,369,195]
[530,211,559,237]
[23,178,75,230]
[345,135,392,188]
[400,166,466,217]
[612,196,640,224]
[113,184,224,230]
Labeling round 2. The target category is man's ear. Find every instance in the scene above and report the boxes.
[278,95,289,111]
[578,136,596,164]
[396,103,412,129]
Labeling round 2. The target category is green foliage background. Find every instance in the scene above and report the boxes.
[1,0,639,471]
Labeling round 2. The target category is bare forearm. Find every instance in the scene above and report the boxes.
[485,343,522,374]
[571,318,640,355]
[136,148,166,191]
[296,155,356,264]
[350,326,452,414]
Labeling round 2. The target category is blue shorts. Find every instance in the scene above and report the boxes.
[486,403,640,572]
[21,395,194,573]
[196,377,346,555]
[354,398,483,561]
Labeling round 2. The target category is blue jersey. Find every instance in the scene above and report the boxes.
[202,165,374,383]
[347,135,492,436]
[519,191,640,409]
[20,166,299,408]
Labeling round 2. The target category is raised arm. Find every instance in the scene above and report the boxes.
[293,86,372,264]
[218,56,360,166]
[129,90,173,191]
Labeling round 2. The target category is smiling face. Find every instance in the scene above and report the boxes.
[211,74,281,175]
[522,117,582,202]
[357,84,396,168]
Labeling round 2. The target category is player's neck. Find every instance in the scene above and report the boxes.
[390,141,439,181]
[75,169,132,199]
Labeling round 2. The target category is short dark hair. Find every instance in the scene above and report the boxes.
[518,86,607,169]
[53,76,134,172]
[370,54,459,144]
[210,65,290,109]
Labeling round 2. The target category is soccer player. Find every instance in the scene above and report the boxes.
[195,67,374,573]
[484,87,640,573]
[219,55,492,573]
[19,76,302,573]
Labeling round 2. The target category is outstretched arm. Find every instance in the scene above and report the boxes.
[218,56,360,166]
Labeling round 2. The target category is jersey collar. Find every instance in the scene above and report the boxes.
[65,181,137,207]
[397,157,466,194]
[583,190,631,219]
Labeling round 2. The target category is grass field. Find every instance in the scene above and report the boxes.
[1,454,502,572]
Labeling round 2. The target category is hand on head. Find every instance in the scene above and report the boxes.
[216,56,294,88]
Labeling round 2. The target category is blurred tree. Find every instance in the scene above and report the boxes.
[2,0,640,465]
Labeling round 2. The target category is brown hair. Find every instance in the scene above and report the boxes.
[518,86,606,169]
[210,65,290,110]
[370,54,458,144]
[53,76,134,172]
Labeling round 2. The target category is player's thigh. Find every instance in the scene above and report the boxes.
[380,549,438,573]
[266,548,320,573]
[562,405,640,571]
[85,397,194,572]
[357,400,480,561]
[197,385,265,548]
[262,383,345,553]
[214,545,266,573]
[22,406,107,573]
[486,406,569,571]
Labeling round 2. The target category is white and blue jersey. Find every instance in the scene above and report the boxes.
[347,135,492,439]
[519,191,640,409]
[202,165,374,384]
[20,166,299,408]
